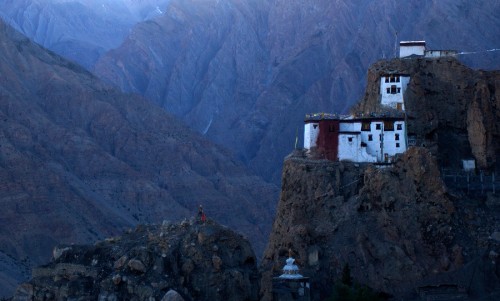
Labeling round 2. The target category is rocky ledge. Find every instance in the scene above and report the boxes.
[261,147,500,300]
[11,220,260,301]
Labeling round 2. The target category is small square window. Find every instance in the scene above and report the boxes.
[397,124,402,130]
[348,137,353,142]
[396,143,400,148]
[368,134,373,141]
[386,88,390,94]
[385,77,389,83]
[395,133,400,141]
[376,124,381,130]
[397,87,401,93]
[361,122,371,131]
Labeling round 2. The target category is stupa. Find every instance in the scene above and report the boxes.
[272,250,310,300]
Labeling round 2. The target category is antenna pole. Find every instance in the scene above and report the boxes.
[394,31,398,58]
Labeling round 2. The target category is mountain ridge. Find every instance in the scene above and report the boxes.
[0,19,278,297]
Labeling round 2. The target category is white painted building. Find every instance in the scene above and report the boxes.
[303,122,319,149]
[303,114,407,163]
[338,118,407,163]
[380,74,410,111]
[424,50,458,58]
[399,41,426,58]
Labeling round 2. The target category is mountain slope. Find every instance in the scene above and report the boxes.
[93,0,500,183]
[0,20,277,297]
[0,0,170,69]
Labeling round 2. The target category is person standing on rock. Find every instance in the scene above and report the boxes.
[198,205,206,223]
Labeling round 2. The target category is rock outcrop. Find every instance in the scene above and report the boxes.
[0,19,277,297]
[353,57,500,171]
[11,220,260,301]
[261,148,500,300]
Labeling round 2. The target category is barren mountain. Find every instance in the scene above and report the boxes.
[0,20,277,297]
[0,0,170,69]
[93,0,500,183]
[2,1,499,183]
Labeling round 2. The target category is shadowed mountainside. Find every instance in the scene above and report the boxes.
[1,1,499,184]
[0,0,170,69]
[11,220,261,301]
[0,20,277,297]
[93,0,500,183]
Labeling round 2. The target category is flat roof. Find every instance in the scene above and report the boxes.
[400,41,426,46]
[305,112,405,122]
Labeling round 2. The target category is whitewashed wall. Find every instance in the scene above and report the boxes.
[304,122,319,149]
[400,45,425,58]
[339,120,406,162]
[338,133,377,162]
[380,76,410,110]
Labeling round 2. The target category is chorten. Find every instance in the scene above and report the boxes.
[272,250,310,300]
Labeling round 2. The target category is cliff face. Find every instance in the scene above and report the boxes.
[261,148,500,300]
[11,220,260,301]
[0,20,277,297]
[353,57,500,170]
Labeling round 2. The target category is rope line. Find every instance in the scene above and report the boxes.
[457,48,500,55]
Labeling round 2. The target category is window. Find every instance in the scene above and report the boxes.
[391,85,397,94]
[396,143,400,148]
[386,87,390,94]
[384,121,394,131]
[368,134,373,141]
[361,122,371,131]
[397,124,402,130]
[348,137,353,142]
[390,76,396,83]
[376,123,381,130]
[395,133,400,140]
[396,76,400,82]
[385,76,389,83]
[397,87,401,93]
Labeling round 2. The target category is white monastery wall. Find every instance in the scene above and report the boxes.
[400,45,425,58]
[304,122,319,149]
[380,75,410,110]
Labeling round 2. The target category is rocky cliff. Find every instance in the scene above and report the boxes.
[0,20,277,297]
[261,148,500,300]
[11,219,260,301]
[353,56,500,171]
